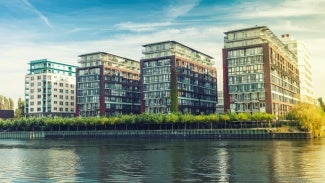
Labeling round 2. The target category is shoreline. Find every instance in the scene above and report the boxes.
[0,129,312,139]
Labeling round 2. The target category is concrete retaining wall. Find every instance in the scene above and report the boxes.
[0,129,312,139]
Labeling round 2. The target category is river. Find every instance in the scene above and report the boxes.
[0,138,324,182]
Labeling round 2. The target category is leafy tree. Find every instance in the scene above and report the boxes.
[220,114,230,122]
[9,98,14,110]
[15,98,25,118]
[0,95,14,110]
[251,112,264,122]
[288,102,325,137]
[170,66,178,113]
[237,113,249,122]
[318,97,325,112]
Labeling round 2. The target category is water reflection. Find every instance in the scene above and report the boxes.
[0,138,324,182]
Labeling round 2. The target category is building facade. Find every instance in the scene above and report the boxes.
[25,59,77,117]
[223,26,300,117]
[280,34,314,104]
[216,91,224,114]
[140,41,217,114]
[76,52,140,117]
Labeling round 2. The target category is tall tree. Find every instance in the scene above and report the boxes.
[0,95,3,109]
[3,97,9,110]
[318,97,325,112]
[9,98,14,110]
[288,102,325,137]
[15,98,25,118]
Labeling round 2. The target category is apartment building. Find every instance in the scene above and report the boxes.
[216,91,224,114]
[280,34,314,104]
[25,59,77,117]
[140,41,218,114]
[76,52,140,117]
[223,26,300,117]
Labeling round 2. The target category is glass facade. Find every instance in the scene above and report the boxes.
[141,41,218,114]
[76,52,140,117]
[77,67,101,116]
[226,47,266,112]
[176,59,217,114]
[223,26,300,117]
[103,67,140,116]
[142,58,172,113]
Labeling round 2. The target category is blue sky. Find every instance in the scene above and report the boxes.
[0,0,325,104]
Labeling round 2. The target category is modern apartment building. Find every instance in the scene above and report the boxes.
[223,26,300,117]
[216,91,224,114]
[280,34,314,104]
[76,52,140,117]
[140,41,217,114]
[25,59,77,117]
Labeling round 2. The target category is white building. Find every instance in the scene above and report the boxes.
[25,59,77,117]
[281,34,314,104]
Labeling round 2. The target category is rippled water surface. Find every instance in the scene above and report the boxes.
[0,138,324,182]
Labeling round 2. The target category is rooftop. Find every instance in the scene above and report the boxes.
[143,40,213,59]
[78,51,139,62]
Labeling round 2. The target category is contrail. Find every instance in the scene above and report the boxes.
[21,0,52,28]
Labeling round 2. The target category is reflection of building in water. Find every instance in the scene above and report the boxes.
[167,141,232,182]
[270,141,325,182]
[16,147,80,182]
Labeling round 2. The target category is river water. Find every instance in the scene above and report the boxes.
[0,138,324,182]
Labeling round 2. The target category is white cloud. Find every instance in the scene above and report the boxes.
[165,0,200,20]
[235,0,325,19]
[0,25,226,105]
[114,22,172,32]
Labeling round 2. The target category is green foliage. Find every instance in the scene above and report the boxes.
[251,112,263,122]
[166,113,179,123]
[0,95,14,110]
[170,66,178,113]
[194,114,206,123]
[0,107,320,138]
[237,113,249,122]
[318,97,325,112]
[179,113,193,123]
[220,114,230,122]
[206,113,219,123]
[287,102,325,137]
[229,113,238,121]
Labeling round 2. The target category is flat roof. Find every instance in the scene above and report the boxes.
[29,59,77,68]
[224,25,268,34]
[142,40,213,59]
[78,51,139,62]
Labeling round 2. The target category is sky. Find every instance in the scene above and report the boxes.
[0,0,324,106]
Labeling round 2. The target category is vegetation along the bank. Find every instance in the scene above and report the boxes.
[1,102,324,137]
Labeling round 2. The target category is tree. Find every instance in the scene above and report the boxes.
[220,114,230,128]
[318,97,325,112]
[288,102,325,137]
[15,98,25,118]
[0,95,4,109]
[237,113,249,122]
[9,98,14,110]
[0,95,14,110]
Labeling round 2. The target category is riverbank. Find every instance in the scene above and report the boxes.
[0,129,312,139]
